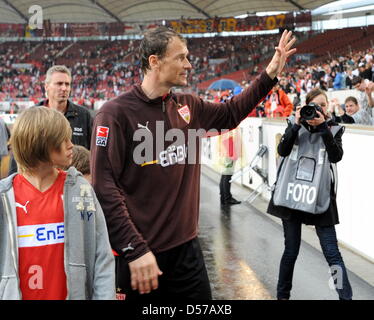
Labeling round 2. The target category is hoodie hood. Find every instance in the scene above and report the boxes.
[65,166,83,185]
[0,173,17,194]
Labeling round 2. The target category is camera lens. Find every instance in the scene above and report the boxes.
[300,103,319,120]
[300,105,317,120]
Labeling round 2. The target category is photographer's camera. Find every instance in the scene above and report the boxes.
[300,102,323,120]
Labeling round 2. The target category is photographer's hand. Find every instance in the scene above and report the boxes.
[295,106,302,125]
[306,111,325,127]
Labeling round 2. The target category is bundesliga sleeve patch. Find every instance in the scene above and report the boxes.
[96,126,109,147]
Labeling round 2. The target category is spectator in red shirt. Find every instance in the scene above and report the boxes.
[264,83,294,117]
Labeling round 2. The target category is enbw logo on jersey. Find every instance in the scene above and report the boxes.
[17,222,65,248]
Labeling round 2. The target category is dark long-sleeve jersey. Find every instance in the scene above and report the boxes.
[90,71,277,262]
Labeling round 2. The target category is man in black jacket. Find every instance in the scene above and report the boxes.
[8,65,93,175]
[38,65,93,150]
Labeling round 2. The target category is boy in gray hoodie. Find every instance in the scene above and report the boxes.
[0,106,115,300]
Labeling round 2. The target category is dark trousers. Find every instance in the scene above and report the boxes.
[277,219,353,300]
[116,238,212,301]
[219,174,232,203]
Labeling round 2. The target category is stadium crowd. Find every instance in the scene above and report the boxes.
[0,32,287,104]
[0,29,373,121]
[0,24,373,302]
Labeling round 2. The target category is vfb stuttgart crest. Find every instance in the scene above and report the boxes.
[177,105,191,124]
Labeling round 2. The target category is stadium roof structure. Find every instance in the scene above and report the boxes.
[0,0,337,24]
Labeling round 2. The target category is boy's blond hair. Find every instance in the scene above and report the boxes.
[10,106,72,172]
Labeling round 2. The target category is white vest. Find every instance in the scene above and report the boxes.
[273,118,342,214]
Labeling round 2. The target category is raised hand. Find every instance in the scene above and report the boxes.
[266,30,297,80]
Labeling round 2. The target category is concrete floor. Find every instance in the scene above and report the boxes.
[199,167,374,300]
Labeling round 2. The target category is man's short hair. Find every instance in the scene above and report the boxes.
[10,106,72,172]
[45,65,71,84]
[352,76,363,87]
[139,26,186,74]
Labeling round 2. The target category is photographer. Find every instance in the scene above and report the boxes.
[267,88,352,300]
